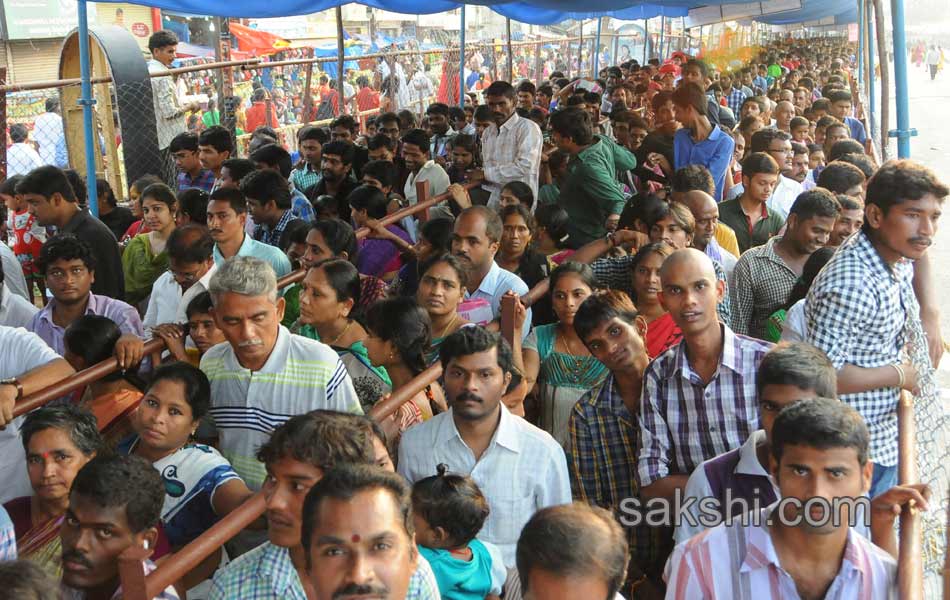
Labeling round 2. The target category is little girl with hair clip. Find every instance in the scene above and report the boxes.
[411,464,507,600]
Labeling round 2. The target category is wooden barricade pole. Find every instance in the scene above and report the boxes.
[415,179,431,222]
[897,390,923,600]
[500,293,517,348]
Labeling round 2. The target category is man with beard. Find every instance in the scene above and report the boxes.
[666,398,926,597]
[639,249,772,504]
[205,188,291,279]
[303,465,427,600]
[468,81,542,210]
[210,413,440,600]
[306,141,358,223]
[788,141,810,186]
[452,206,531,340]
[424,103,456,164]
[59,454,179,600]
[806,160,946,498]
[731,189,840,340]
[398,326,570,567]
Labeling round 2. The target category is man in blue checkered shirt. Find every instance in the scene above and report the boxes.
[720,72,749,118]
[806,160,947,498]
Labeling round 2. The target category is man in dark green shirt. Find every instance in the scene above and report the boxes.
[550,107,636,247]
[718,152,785,253]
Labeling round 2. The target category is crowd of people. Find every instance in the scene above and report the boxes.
[0,26,945,600]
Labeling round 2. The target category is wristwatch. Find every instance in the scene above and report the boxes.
[605,230,616,248]
[0,378,23,400]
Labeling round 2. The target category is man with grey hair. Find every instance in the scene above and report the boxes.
[201,256,361,491]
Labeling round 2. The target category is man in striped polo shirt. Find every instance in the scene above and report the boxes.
[201,256,361,491]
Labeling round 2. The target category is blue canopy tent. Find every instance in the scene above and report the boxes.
[73,0,910,210]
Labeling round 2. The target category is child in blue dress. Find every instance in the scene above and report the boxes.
[412,464,507,600]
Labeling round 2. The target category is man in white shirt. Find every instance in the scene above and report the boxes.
[147,30,200,184]
[0,242,31,302]
[402,128,451,222]
[32,97,68,168]
[469,81,543,209]
[0,272,38,329]
[398,326,570,567]
[201,256,360,490]
[6,125,43,177]
[0,325,75,502]
[143,224,216,330]
[452,207,531,340]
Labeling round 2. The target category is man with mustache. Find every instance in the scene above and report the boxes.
[59,454,179,600]
[303,465,422,600]
[398,326,571,567]
[639,249,772,506]
[732,189,840,340]
[306,141,358,223]
[451,206,531,340]
[805,160,946,498]
[202,257,360,493]
[210,413,440,600]
[206,188,291,280]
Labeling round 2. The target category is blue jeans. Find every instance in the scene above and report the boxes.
[869,462,898,498]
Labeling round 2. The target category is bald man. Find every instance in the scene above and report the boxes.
[774,100,795,133]
[677,190,737,276]
[638,249,772,503]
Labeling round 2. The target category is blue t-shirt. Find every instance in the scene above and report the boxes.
[844,116,868,145]
[418,539,506,600]
[673,125,735,202]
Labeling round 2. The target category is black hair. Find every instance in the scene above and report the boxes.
[501,181,534,209]
[426,102,450,117]
[321,140,356,165]
[473,105,493,122]
[836,194,863,212]
[167,223,214,264]
[0,559,60,600]
[346,184,389,220]
[816,162,865,194]
[400,129,431,154]
[484,80,516,99]
[197,125,234,154]
[310,219,358,264]
[549,107,593,146]
[280,218,312,253]
[361,160,398,190]
[376,111,400,127]
[366,134,396,153]
[185,290,214,320]
[256,410,374,470]
[64,315,143,386]
[8,124,28,143]
[15,166,76,202]
[827,140,865,163]
[548,261,597,300]
[412,463,489,547]
[438,325,513,376]
[38,234,95,274]
[221,158,257,184]
[771,397,870,466]
[297,125,330,144]
[865,159,948,223]
[756,341,836,398]
[448,106,466,122]
[835,153,875,181]
[0,175,23,198]
[499,203,537,241]
[95,178,117,208]
[535,203,570,249]
[671,82,708,116]
[20,404,103,456]
[741,152,781,178]
[517,504,628,600]
[140,182,177,210]
[419,218,454,254]
[310,258,361,312]
[63,170,86,206]
[459,205,503,244]
[330,114,358,134]
[148,29,178,52]
[249,143,293,179]
[241,168,291,210]
[302,464,414,561]
[516,80,537,95]
[146,361,211,421]
[788,188,841,222]
[177,188,209,226]
[671,165,715,196]
[168,132,199,154]
[825,89,853,104]
[208,186,247,215]
[419,253,468,290]
[448,133,477,154]
[684,58,708,77]
[573,289,640,343]
[70,454,165,533]
[311,194,338,219]
[750,128,791,153]
[364,297,431,376]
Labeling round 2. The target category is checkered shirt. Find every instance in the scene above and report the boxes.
[253,209,296,248]
[726,86,748,116]
[730,237,799,340]
[638,324,772,487]
[805,231,915,467]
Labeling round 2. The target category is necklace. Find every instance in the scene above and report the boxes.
[326,320,353,346]
[438,312,460,340]
[557,330,587,382]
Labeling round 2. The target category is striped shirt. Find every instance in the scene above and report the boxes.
[201,326,361,490]
[209,542,442,600]
[638,324,772,488]
[62,559,179,600]
[570,375,664,579]
[730,237,798,340]
[805,231,914,467]
[664,505,896,599]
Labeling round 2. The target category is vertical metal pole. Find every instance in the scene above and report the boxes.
[77,0,98,216]
[506,18,513,82]
[594,17,603,76]
[643,19,648,63]
[858,0,865,89]
[534,41,543,87]
[335,7,345,115]
[659,15,665,61]
[699,24,703,54]
[867,1,877,143]
[0,68,7,181]
[459,6,465,108]
[889,0,912,157]
[578,20,584,77]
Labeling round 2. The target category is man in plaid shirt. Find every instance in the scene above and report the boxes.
[638,249,772,503]
[806,160,946,498]
[720,72,749,117]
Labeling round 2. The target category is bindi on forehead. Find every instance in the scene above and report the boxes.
[351,534,361,543]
